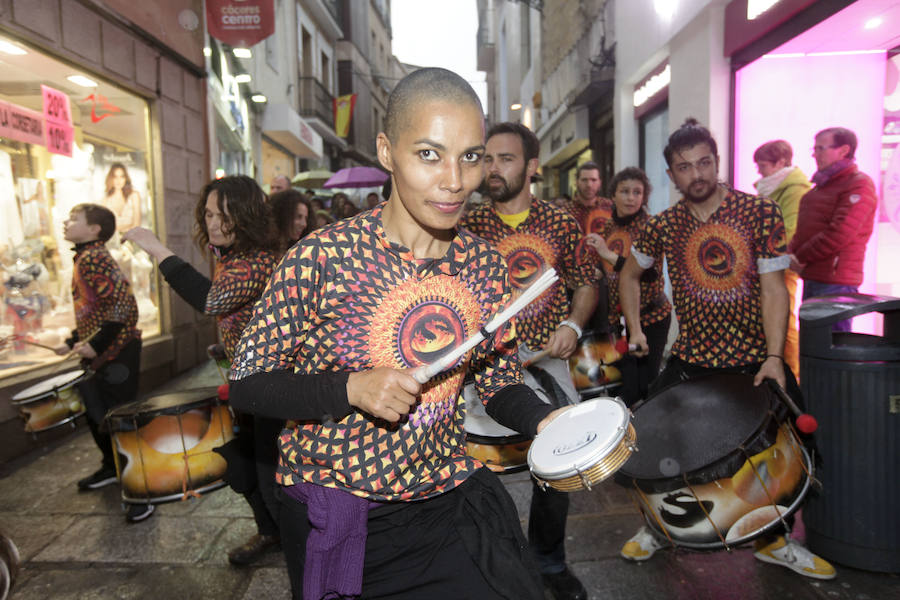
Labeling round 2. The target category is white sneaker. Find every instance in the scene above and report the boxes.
[753,535,836,580]
[620,526,665,562]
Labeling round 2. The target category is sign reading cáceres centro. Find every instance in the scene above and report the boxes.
[206,0,275,48]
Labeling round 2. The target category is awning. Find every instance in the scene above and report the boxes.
[261,102,323,159]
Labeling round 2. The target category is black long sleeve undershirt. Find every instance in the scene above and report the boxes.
[231,367,553,438]
[159,255,211,312]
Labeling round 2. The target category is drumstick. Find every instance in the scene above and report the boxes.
[412,269,559,384]
[18,338,61,352]
[55,328,102,363]
[766,379,818,434]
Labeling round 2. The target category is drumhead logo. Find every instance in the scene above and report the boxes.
[552,431,598,456]
[507,248,543,289]
[397,302,465,366]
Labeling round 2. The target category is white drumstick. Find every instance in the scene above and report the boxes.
[412,269,559,384]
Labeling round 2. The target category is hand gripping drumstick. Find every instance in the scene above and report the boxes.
[766,379,818,434]
[523,337,637,368]
[411,269,559,384]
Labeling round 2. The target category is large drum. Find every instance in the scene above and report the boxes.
[10,370,87,432]
[617,373,812,549]
[568,332,623,396]
[463,382,531,473]
[106,388,234,503]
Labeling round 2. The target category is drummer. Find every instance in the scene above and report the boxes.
[617,118,835,579]
[228,68,570,600]
[584,167,671,406]
[461,122,599,600]
[55,204,144,522]
[122,177,282,565]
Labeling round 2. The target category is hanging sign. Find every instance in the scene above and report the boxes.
[0,100,45,147]
[41,84,74,157]
[206,0,275,48]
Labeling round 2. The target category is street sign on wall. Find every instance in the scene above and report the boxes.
[206,0,275,48]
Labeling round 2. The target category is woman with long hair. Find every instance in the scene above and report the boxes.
[269,189,313,255]
[585,167,671,405]
[103,163,142,231]
[122,175,282,566]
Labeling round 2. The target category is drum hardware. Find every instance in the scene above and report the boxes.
[413,269,559,384]
[766,379,818,434]
[10,369,90,433]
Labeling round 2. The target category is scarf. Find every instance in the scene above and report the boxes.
[811,158,854,187]
[753,166,794,198]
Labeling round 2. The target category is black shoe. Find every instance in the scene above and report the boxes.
[77,466,117,491]
[227,534,280,566]
[125,503,155,523]
[542,566,587,600]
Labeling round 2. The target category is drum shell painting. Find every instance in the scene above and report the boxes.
[10,370,86,433]
[110,402,234,502]
[636,423,808,546]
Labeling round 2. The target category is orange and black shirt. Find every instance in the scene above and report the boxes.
[598,210,671,328]
[631,186,789,368]
[565,195,614,266]
[71,240,140,369]
[231,205,523,501]
[461,198,598,349]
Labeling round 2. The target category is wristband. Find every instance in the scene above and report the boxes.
[613,255,626,272]
[559,319,583,339]
[766,354,784,363]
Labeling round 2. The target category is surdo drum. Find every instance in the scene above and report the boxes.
[10,370,87,433]
[106,388,234,503]
[528,397,636,492]
[618,373,812,549]
[568,332,623,396]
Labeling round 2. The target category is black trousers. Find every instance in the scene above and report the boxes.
[78,337,142,469]
[618,315,671,406]
[277,468,543,600]
[224,412,282,537]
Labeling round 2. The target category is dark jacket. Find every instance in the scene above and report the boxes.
[788,163,876,286]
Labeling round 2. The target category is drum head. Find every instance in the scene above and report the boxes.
[11,370,86,403]
[106,387,220,422]
[528,398,630,479]
[619,373,772,481]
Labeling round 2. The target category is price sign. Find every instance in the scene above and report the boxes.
[0,100,45,146]
[41,84,73,156]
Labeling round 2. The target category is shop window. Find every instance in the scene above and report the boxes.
[0,36,159,378]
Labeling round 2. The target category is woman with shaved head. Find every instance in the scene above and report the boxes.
[229,68,564,599]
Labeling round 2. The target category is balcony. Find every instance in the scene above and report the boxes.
[299,76,334,128]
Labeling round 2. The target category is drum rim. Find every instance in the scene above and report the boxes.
[23,410,86,433]
[640,445,813,550]
[465,431,530,445]
[120,479,228,504]
[106,387,222,420]
[10,370,87,404]
[527,397,631,479]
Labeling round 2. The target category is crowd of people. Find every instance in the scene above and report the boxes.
[65,66,877,599]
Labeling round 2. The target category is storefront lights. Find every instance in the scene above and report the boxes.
[747,0,780,20]
[0,40,27,55]
[251,93,267,103]
[633,65,671,107]
[203,47,212,57]
[864,17,883,30]
[510,103,522,110]
[234,74,252,83]
[66,75,98,87]
[232,48,252,58]
[654,0,677,20]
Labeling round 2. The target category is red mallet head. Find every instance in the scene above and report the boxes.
[795,413,818,434]
[217,383,229,401]
[614,337,629,355]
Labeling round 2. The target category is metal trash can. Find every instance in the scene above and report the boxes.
[799,293,900,573]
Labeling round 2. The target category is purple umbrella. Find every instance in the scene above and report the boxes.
[323,166,389,189]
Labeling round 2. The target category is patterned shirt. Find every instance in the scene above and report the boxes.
[231,205,523,501]
[71,240,140,368]
[565,195,614,269]
[631,186,789,368]
[599,210,671,328]
[461,198,598,349]
[208,247,277,358]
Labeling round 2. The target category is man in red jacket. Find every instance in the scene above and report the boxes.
[789,127,877,331]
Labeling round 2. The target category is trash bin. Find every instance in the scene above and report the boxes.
[799,293,900,573]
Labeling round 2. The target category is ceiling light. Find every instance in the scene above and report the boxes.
[747,0,779,20]
[864,17,883,30]
[67,75,98,87]
[510,103,522,110]
[233,48,252,58]
[203,47,212,57]
[0,40,27,55]
[251,93,267,103]
[235,74,252,83]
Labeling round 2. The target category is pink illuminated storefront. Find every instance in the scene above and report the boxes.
[728,0,900,333]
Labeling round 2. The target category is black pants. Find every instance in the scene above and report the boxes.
[78,337,142,469]
[277,468,543,600]
[619,316,671,406]
[528,480,569,573]
[226,413,281,537]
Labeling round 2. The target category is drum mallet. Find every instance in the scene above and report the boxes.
[412,269,559,384]
[767,380,818,434]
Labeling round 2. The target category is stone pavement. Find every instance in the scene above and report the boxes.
[1,362,897,599]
